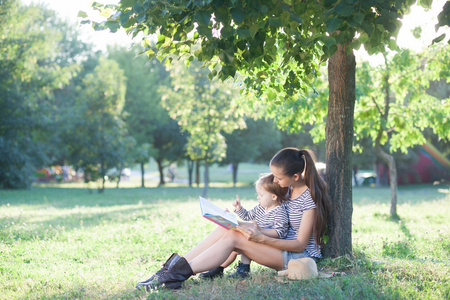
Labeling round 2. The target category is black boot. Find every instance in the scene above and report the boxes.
[135,253,180,290]
[228,262,250,278]
[198,266,224,280]
[150,257,194,289]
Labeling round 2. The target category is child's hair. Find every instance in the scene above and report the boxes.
[269,147,331,248]
[256,173,289,204]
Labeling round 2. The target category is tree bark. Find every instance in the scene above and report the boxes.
[140,162,145,188]
[187,159,194,187]
[374,143,398,217]
[157,159,165,186]
[232,162,238,187]
[323,44,355,258]
[195,160,200,187]
[202,160,209,197]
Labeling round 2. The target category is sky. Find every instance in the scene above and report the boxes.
[24,0,449,57]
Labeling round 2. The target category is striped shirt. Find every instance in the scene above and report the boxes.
[235,204,289,239]
[284,188,321,258]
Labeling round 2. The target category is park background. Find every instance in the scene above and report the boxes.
[1,0,450,299]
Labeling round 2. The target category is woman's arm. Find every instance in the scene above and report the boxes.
[237,209,316,253]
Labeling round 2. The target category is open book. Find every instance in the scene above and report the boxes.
[199,196,239,230]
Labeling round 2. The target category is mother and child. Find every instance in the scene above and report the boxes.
[136,147,331,290]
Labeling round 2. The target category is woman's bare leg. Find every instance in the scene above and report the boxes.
[188,230,283,273]
[184,226,227,261]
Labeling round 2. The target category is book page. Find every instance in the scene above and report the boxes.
[199,196,238,229]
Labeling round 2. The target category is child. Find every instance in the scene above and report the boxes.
[199,173,289,279]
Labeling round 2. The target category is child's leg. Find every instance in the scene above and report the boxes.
[220,251,238,268]
[239,253,251,265]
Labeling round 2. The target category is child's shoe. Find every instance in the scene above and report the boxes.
[228,262,250,278]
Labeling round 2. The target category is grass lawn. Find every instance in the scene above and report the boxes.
[0,173,449,299]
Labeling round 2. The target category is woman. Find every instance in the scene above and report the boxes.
[136,147,331,290]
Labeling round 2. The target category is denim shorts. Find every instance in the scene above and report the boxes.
[282,249,317,270]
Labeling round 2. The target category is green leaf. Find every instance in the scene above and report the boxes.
[119,10,132,25]
[350,38,361,50]
[432,33,446,45]
[269,17,282,27]
[293,2,307,15]
[218,50,234,64]
[221,65,236,77]
[133,2,143,14]
[215,6,229,22]
[361,20,374,35]
[353,12,365,24]
[195,10,211,26]
[249,24,259,38]
[237,28,249,38]
[383,21,397,33]
[105,21,120,33]
[339,4,354,17]
[260,5,269,14]
[221,26,233,39]
[120,0,137,8]
[290,13,302,24]
[417,0,433,9]
[136,13,146,23]
[266,89,277,101]
[230,8,245,24]
[323,36,336,48]
[326,17,343,33]
[78,10,88,18]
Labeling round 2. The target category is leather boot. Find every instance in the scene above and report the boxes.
[135,253,180,290]
[150,257,194,290]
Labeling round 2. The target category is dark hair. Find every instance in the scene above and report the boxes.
[270,147,331,248]
[256,173,289,204]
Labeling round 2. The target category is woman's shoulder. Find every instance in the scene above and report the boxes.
[289,188,312,201]
[287,188,315,209]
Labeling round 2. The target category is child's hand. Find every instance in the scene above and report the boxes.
[232,195,242,211]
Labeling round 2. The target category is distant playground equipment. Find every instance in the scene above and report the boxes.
[34,165,78,182]
[316,141,449,186]
[397,142,450,185]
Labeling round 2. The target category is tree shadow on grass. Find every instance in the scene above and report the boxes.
[0,186,256,209]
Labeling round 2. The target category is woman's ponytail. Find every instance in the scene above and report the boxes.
[301,149,331,248]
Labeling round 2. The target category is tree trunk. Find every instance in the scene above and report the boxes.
[140,162,145,188]
[195,160,200,187]
[323,44,355,258]
[374,56,398,218]
[202,160,209,197]
[232,162,238,187]
[116,167,122,188]
[157,159,165,186]
[374,144,398,218]
[187,159,194,187]
[99,158,105,193]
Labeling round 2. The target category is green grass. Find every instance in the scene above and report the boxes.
[1,181,449,299]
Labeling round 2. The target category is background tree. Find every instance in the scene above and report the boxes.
[162,61,245,196]
[108,47,186,186]
[221,118,282,186]
[89,0,448,257]
[355,44,450,217]
[0,1,77,188]
[70,57,129,193]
